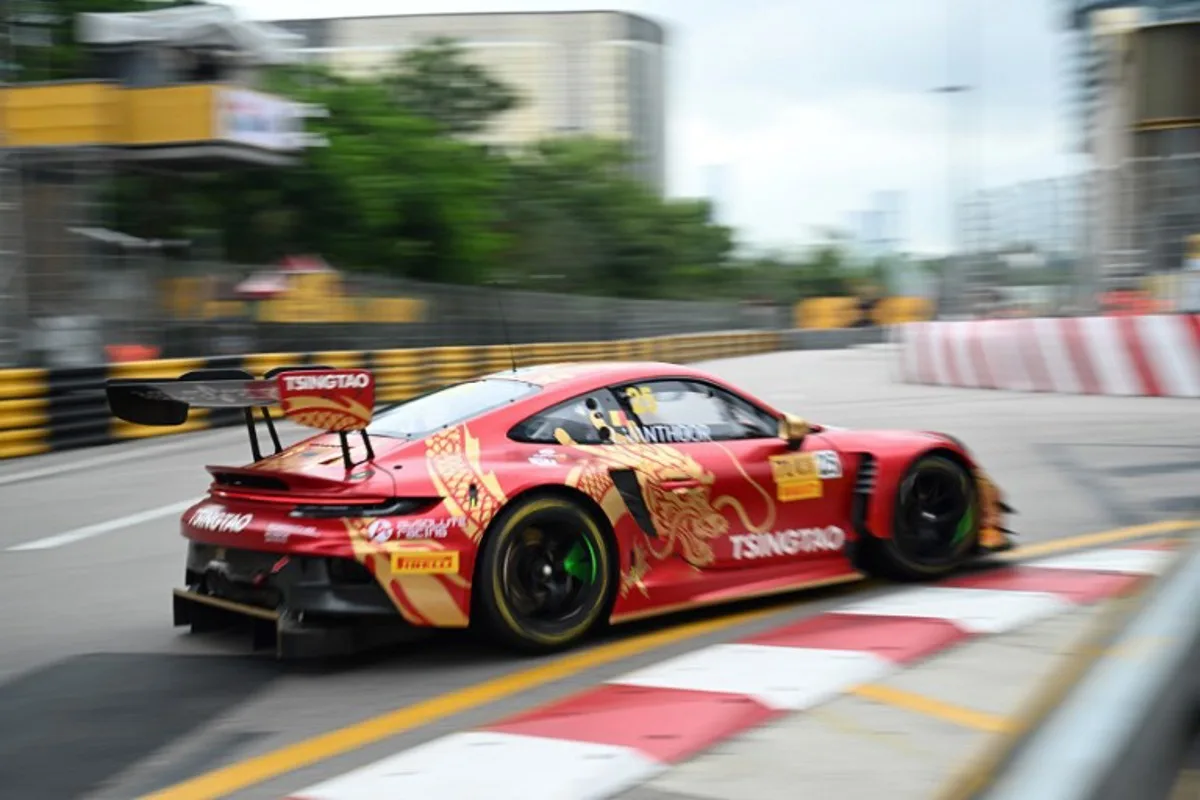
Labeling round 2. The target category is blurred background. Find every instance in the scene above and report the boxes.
[1,0,1199,370]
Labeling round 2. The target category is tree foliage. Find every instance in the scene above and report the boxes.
[91,34,869,301]
[384,37,520,136]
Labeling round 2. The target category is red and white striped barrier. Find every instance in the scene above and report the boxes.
[894,314,1200,398]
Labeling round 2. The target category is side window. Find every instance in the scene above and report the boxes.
[616,380,778,442]
[508,390,623,445]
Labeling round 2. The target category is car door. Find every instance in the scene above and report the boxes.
[610,378,851,571]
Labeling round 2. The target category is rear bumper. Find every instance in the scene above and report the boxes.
[172,589,424,659]
[184,542,396,617]
[176,543,426,659]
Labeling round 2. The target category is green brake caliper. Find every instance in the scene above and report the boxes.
[953,504,975,545]
[563,539,598,583]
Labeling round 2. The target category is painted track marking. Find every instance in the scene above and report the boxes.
[851,683,1016,733]
[6,498,201,551]
[0,429,251,488]
[287,542,1181,800]
[138,604,789,800]
[142,521,1194,800]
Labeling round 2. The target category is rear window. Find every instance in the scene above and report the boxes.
[368,378,540,439]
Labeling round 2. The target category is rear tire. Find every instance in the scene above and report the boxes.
[866,453,979,581]
[474,495,614,653]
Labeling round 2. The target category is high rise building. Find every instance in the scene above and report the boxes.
[1063,1,1200,154]
[1062,3,1200,295]
[270,11,668,193]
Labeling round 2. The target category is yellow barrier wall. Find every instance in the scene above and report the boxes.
[0,330,788,459]
[0,369,49,458]
[794,296,933,329]
[0,82,300,149]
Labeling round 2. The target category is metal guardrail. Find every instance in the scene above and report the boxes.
[0,329,782,459]
[0,326,893,460]
[978,527,1200,800]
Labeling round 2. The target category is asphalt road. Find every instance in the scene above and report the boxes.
[0,345,1196,800]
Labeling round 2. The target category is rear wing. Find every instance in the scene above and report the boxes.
[105,366,377,469]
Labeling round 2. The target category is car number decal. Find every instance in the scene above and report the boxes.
[770,450,842,501]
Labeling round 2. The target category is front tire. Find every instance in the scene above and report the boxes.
[868,453,979,581]
[474,495,614,653]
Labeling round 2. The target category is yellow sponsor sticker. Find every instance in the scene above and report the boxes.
[625,385,658,416]
[769,453,823,501]
[391,551,460,574]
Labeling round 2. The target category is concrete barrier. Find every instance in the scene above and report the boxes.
[893,315,1200,398]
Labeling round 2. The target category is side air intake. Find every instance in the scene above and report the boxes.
[850,454,877,538]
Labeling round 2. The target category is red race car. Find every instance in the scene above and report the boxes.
[106,361,1016,658]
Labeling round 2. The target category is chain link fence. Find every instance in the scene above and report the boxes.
[953,165,1200,318]
[5,249,790,367]
[1123,154,1200,311]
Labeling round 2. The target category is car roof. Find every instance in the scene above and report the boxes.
[474,360,784,418]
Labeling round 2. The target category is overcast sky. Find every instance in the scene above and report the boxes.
[226,0,1087,255]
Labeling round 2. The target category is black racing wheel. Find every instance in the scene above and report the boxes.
[474,494,614,652]
[869,453,979,581]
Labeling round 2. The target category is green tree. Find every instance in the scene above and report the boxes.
[497,137,735,298]
[112,68,508,283]
[246,76,507,282]
[384,37,520,136]
[94,39,745,299]
[793,237,855,297]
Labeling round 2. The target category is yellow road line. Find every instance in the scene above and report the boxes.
[140,604,786,800]
[933,588,1150,800]
[1170,770,1200,800]
[997,519,1196,562]
[143,518,1197,800]
[810,705,935,758]
[851,684,1016,733]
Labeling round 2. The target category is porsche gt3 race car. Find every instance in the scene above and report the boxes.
[105,360,1016,658]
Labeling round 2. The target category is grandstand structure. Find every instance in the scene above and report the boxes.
[0,3,324,367]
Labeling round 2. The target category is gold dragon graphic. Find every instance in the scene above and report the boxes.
[415,409,778,604]
[553,408,777,598]
[425,425,509,543]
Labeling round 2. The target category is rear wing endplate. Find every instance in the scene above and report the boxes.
[105,366,377,469]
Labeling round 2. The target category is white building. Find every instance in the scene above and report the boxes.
[271,11,668,193]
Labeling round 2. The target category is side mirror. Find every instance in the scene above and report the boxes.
[778,413,810,449]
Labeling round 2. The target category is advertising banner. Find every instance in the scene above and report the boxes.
[215,87,315,152]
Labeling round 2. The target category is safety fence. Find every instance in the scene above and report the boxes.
[893,314,1200,398]
[0,329,783,460]
[12,252,935,368]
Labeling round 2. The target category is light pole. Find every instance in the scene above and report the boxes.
[931,0,984,319]
[933,83,969,316]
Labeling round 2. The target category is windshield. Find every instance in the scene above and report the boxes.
[367,378,540,439]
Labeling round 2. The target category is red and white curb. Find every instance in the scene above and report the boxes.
[287,543,1176,800]
[893,314,1200,398]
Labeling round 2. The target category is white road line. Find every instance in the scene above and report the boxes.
[1029,548,1173,575]
[0,430,248,488]
[288,731,664,800]
[836,586,1070,635]
[6,498,201,551]
[610,643,892,711]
